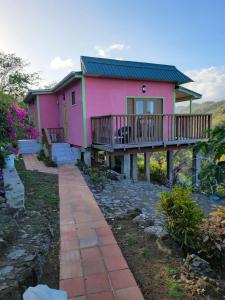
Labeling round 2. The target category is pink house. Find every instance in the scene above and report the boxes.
[23,56,211,183]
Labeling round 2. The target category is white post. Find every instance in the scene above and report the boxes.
[131,154,138,180]
[192,150,201,187]
[123,154,131,179]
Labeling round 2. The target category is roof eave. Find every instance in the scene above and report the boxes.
[23,71,83,103]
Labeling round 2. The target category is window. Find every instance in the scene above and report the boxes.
[71,91,76,106]
[146,100,154,114]
[135,100,144,114]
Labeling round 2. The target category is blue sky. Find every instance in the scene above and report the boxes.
[1,0,225,102]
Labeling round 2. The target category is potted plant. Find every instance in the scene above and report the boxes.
[1,142,18,169]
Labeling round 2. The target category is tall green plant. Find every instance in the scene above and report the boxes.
[159,186,203,248]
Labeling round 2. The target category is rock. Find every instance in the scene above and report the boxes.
[0,282,8,291]
[144,225,167,238]
[126,208,142,219]
[0,238,7,250]
[106,170,123,181]
[0,196,5,205]
[196,278,208,289]
[24,254,36,262]
[0,266,14,278]
[132,214,153,227]
[184,254,215,277]
[3,168,25,209]
[23,284,67,300]
[8,249,26,260]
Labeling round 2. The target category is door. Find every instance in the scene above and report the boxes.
[127,98,163,142]
[63,104,68,140]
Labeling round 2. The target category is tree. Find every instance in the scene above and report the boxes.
[0,51,39,98]
[196,117,225,195]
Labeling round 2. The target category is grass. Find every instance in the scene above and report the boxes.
[15,157,59,210]
[127,234,138,246]
[154,267,184,300]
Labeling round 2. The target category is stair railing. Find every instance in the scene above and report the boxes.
[42,128,52,160]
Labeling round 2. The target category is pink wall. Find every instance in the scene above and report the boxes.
[85,77,175,146]
[39,94,58,129]
[57,79,83,146]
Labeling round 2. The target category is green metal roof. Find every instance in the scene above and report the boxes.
[24,71,82,103]
[81,56,193,84]
[175,86,202,102]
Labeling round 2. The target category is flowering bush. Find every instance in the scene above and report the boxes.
[0,93,38,165]
[198,206,225,264]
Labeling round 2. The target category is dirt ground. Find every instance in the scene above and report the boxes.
[110,217,225,300]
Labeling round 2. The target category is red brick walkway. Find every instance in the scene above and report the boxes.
[23,154,58,174]
[23,155,144,300]
[59,165,144,300]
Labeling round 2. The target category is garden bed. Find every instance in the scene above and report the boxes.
[0,157,59,300]
[110,217,225,300]
[79,161,225,300]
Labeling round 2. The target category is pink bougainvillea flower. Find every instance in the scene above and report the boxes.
[16,107,27,120]
[11,103,19,111]
[9,129,17,140]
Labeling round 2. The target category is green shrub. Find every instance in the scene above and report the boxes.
[37,150,45,161]
[159,186,203,248]
[127,234,138,246]
[150,160,167,185]
[0,151,5,169]
[37,150,57,168]
[89,170,105,188]
[198,206,225,264]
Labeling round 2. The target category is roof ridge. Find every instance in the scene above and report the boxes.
[86,60,177,72]
[81,56,176,70]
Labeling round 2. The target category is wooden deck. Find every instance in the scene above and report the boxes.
[91,114,212,152]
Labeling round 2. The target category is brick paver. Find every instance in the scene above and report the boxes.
[58,165,144,299]
[23,154,58,174]
[23,155,144,299]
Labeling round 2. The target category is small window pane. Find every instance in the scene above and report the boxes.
[147,101,154,114]
[71,91,76,106]
[136,100,144,114]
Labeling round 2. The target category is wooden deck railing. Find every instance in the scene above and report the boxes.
[42,128,52,159]
[91,114,212,147]
[47,128,64,143]
[42,127,64,160]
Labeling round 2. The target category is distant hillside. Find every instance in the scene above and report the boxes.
[176,100,225,127]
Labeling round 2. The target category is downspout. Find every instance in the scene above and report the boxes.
[190,99,193,114]
[81,76,87,148]
[36,95,41,141]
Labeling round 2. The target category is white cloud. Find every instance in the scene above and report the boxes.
[185,67,225,102]
[50,56,74,69]
[94,43,129,58]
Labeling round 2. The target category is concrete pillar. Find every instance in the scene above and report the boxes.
[105,152,110,168]
[167,150,174,185]
[144,152,151,181]
[122,154,131,179]
[83,150,91,167]
[131,154,138,180]
[110,155,116,169]
[192,150,201,187]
